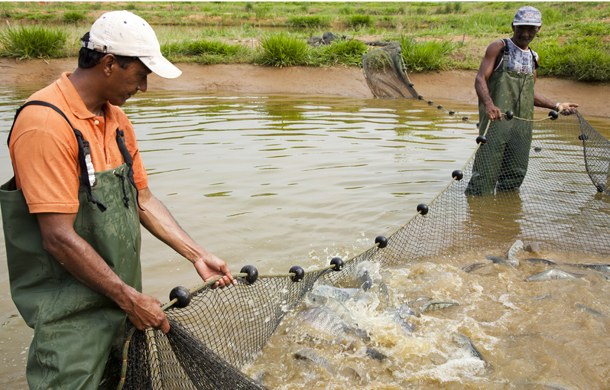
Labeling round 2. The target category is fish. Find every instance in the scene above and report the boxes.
[308,284,361,304]
[410,298,459,315]
[525,258,557,266]
[294,348,334,373]
[298,305,367,342]
[575,303,604,317]
[389,303,417,333]
[462,262,487,273]
[526,269,583,282]
[564,263,610,274]
[506,239,524,266]
[486,239,523,267]
[454,333,491,370]
[365,347,387,361]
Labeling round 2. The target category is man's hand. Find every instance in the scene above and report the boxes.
[485,104,503,121]
[193,254,237,288]
[120,288,170,333]
[557,102,579,115]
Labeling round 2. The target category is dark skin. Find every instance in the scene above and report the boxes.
[475,24,578,121]
[38,54,236,334]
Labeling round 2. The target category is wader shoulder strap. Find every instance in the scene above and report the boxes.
[115,128,141,208]
[501,38,510,71]
[7,100,107,212]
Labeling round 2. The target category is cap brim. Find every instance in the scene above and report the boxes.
[513,22,541,26]
[139,55,182,79]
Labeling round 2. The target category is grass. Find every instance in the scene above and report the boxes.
[0,2,608,81]
[257,32,309,67]
[0,25,66,59]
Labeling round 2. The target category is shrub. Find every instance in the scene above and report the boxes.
[0,25,67,59]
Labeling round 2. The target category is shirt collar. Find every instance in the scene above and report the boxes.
[57,72,110,120]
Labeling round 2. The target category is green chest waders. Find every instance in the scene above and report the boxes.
[465,40,536,195]
[0,102,142,389]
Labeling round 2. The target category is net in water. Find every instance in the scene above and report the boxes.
[117,46,609,389]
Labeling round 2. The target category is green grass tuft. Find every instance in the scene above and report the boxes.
[400,36,457,72]
[257,33,309,67]
[316,39,368,67]
[0,25,67,59]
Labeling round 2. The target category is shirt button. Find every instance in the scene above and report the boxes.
[94,119,100,125]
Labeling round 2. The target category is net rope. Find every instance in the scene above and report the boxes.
[116,45,610,389]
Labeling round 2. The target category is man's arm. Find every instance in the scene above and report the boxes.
[475,40,505,121]
[533,56,579,114]
[533,88,579,115]
[136,187,236,288]
[36,212,170,333]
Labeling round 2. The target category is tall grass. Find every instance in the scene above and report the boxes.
[344,14,373,29]
[287,15,330,29]
[257,33,309,67]
[315,39,368,66]
[163,39,250,65]
[0,2,608,81]
[0,25,66,59]
[535,37,610,82]
[400,36,457,72]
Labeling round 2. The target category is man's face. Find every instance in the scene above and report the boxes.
[512,25,540,48]
[106,57,151,106]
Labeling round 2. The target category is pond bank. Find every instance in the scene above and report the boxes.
[1,58,608,118]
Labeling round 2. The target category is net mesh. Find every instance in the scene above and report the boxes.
[117,47,610,389]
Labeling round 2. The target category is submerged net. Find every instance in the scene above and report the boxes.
[118,47,609,389]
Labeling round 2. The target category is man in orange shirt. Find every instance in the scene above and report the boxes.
[0,10,235,388]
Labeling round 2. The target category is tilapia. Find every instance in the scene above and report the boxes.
[526,269,583,282]
[411,298,459,315]
[454,333,491,370]
[462,262,487,273]
[564,263,610,274]
[389,303,417,333]
[308,284,361,304]
[525,258,557,266]
[486,239,523,267]
[294,348,334,373]
[298,305,367,342]
[575,303,604,317]
[506,239,524,266]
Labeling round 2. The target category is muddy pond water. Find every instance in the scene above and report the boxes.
[0,87,608,389]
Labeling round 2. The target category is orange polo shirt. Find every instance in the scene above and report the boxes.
[8,72,148,214]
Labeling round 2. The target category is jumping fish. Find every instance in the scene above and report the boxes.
[485,239,523,267]
[526,269,583,282]
[506,239,524,266]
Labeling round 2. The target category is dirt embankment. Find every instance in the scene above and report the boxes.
[1,58,608,118]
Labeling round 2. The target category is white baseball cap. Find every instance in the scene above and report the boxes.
[83,10,181,79]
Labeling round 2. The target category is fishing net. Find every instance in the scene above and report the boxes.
[117,46,609,389]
